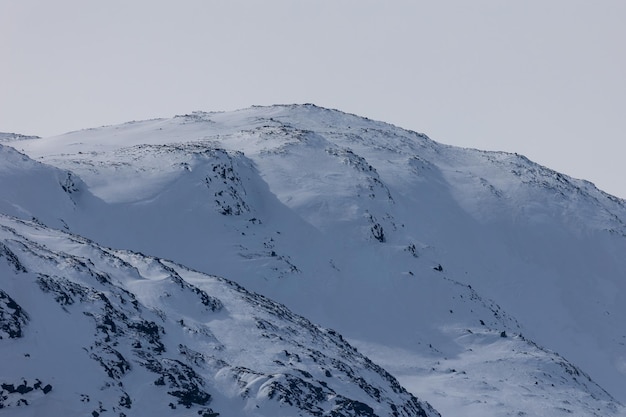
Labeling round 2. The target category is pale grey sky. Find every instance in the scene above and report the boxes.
[2,1,625,197]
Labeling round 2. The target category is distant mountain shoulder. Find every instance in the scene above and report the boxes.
[0,132,41,142]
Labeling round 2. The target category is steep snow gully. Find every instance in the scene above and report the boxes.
[2,104,626,416]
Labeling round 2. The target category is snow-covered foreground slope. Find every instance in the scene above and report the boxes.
[4,104,626,415]
[0,213,438,417]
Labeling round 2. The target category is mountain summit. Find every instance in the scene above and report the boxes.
[2,104,626,416]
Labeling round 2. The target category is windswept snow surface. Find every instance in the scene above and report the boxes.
[6,104,626,416]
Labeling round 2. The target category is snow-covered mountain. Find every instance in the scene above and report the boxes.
[3,104,626,416]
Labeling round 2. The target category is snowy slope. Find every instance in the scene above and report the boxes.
[6,104,626,415]
[0,213,438,417]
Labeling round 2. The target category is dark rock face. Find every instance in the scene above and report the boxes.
[0,243,27,273]
[0,379,53,409]
[0,290,28,339]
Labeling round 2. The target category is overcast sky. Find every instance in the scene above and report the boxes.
[2,1,625,197]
